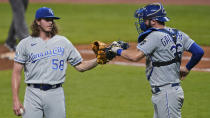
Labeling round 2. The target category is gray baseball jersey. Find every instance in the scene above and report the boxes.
[137,27,194,86]
[14,35,83,85]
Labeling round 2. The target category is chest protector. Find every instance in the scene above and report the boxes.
[138,28,181,67]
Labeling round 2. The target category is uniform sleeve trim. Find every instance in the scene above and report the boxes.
[137,44,148,55]
[186,41,195,51]
[14,59,25,64]
[71,58,83,66]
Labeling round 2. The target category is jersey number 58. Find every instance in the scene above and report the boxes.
[52,59,64,71]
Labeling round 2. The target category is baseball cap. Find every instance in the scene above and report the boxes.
[35,7,60,19]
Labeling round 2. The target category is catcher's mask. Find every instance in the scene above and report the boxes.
[134,3,170,33]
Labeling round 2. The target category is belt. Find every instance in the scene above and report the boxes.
[151,83,180,94]
[27,83,62,91]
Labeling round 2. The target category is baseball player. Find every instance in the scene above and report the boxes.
[111,3,204,118]
[5,0,29,51]
[11,7,98,118]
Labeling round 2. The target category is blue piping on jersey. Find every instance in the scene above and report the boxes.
[147,56,154,81]
[147,67,153,81]
[166,92,171,118]
[71,58,83,66]
[14,58,26,64]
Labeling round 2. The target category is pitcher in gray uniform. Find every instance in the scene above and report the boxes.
[110,3,204,118]
[12,7,99,118]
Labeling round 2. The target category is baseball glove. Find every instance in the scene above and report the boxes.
[92,41,116,64]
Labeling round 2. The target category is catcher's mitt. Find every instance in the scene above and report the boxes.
[92,41,116,64]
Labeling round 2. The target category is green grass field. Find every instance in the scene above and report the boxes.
[0,3,210,45]
[1,65,210,118]
[0,3,210,118]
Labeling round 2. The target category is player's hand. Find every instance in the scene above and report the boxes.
[110,41,123,54]
[111,46,122,54]
[180,66,190,80]
[13,98,24,116]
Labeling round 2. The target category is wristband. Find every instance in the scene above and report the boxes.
[117,49,123,56]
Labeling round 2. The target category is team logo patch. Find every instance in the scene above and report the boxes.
[31,43,37,46]
[140,39,147,45]
[48,9,54,15]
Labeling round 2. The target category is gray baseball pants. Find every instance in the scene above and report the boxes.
[22,86,66,118]
[152,84,184,118]
[6,0,29,46]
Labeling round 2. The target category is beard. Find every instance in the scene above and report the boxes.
[40,25,52,33]
[140,20,153,31]
[145,20,153,30]
[39,25,53,37]
[140,23,152,31]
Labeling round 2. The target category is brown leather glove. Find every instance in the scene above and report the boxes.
[91,41,116,64]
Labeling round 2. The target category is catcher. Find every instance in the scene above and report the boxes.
[109,3,204,118]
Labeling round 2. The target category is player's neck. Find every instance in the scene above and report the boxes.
[39,31,52,40]
[153,24,165,29]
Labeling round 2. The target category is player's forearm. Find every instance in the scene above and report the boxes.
[121,49,145,62]
[11,71,21,101]
[11,62,23,101]
[75,58,98,72]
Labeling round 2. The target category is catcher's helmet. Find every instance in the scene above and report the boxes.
[134,3,169,33]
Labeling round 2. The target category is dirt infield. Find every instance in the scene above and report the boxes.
[1,43,210,72]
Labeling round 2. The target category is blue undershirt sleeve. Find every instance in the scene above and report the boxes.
[186,42,204,70]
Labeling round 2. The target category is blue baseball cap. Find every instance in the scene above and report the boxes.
[35,7,60,19]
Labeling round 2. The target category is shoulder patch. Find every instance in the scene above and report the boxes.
[139,38,147,45]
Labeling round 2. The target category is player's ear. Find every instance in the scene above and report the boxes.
[36,19,41,25]
[150,19,156,25]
